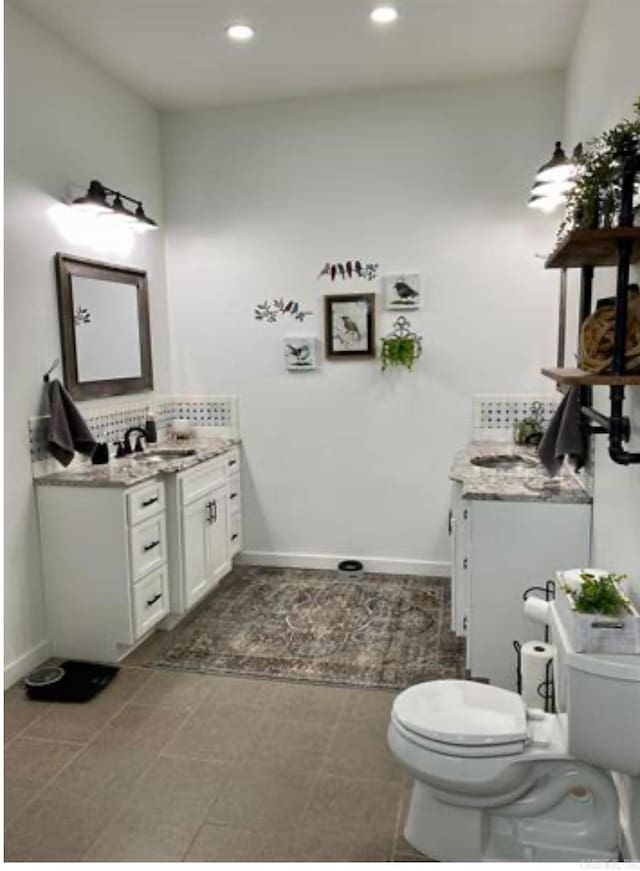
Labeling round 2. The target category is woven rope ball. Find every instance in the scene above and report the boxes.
[579,286,640,374]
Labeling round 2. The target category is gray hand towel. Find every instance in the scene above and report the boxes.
[538,386,586,476]
[46,379,97,467]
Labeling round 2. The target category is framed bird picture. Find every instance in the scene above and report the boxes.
[383,273,421,310]
[284,337,319,371]
[324,293,376,359]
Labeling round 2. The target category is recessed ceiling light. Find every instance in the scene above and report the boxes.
[226,23,255,42]
[370,6,399,24]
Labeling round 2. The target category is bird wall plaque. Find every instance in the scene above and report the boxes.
[383,273,421,310]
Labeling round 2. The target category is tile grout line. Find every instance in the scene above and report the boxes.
[6,672,160,853]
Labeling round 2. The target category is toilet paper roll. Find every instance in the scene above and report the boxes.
[523,597,551,627]
[521,641,556,710]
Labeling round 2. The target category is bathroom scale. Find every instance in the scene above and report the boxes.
[24,660,119,703]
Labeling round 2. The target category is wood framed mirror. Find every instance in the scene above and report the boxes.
[55,253,154,400]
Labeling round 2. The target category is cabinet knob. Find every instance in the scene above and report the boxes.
[231,533,239,541]
[463,616,468,631]
[228,459,237,467]
[448,509,453,536]
[463,557,468,570]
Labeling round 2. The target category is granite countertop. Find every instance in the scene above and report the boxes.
[450,441,592,504]
[36,436,240,488]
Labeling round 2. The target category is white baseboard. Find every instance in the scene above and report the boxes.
[4,639,52,690]
[237,550,451,578]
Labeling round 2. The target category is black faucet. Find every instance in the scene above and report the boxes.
[123,426,147,455]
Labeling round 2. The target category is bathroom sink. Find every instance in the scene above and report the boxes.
[135,448,197,461]
[470,454,538,472]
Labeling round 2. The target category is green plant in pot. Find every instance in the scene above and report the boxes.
[568,571,631,617]
[380,335,419,372]
[558,96,640,239]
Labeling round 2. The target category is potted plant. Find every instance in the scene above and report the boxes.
[380,316,422,372]
[558,96,640,239]
[556,569,640,653]
[380,334,420,372]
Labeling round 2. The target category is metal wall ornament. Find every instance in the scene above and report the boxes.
[317,261,379,281]
[284,337,320,371]
[383,273,421,310]
[380,316,423,372]
[254,298,313,323]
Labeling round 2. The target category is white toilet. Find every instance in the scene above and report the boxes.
[388,603,640,862]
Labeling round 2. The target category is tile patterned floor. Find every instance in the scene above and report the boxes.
[4,636,432,862]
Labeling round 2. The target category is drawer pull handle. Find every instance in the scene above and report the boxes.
[228,459,237,467]
[206,500,218,524]
[146,592,162,607]
[463,557,468,570]
[231,533,239,541]
[230,492,238,500]
[143,540,160,552]
[141,496,159,508]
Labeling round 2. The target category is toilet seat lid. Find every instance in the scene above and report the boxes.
[393,680,527,747]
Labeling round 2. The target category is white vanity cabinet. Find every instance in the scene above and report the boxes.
[36,446,243,661]
[36,478,171,663]
[449,485,591,691]
[164,447,241,620]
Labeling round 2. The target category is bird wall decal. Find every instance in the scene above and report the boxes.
[317,260,379,281]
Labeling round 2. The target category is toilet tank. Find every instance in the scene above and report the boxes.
[550,603,640,776]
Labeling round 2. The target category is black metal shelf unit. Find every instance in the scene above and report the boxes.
[544,145,640,466]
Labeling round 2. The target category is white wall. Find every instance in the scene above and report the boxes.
[162,74,564,572]
[564,0,640,599]
[4,5,171,681]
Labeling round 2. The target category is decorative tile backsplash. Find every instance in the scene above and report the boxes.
[472,394,559,441]
[29,394,239,464]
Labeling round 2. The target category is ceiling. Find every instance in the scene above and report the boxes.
[13,0,586,111]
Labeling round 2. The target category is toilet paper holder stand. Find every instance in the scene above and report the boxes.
[513,579,556,713]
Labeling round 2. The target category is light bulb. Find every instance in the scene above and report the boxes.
[226,23,255,42]
[370,6,399,24]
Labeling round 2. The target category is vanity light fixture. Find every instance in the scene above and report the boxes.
[70,180,158,231]
[527,142,582,213]
[226,23,255,42]
[370,5,399,24]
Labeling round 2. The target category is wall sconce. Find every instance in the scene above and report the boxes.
[71,179,158,232]
[527,142,582,213]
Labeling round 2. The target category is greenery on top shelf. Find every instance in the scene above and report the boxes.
[568,571,631,618]
[558,95,640,240]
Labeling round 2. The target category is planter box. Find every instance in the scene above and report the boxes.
[555,570,640,655]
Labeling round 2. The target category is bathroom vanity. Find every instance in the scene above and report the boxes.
[35,438,242,663]
[449,442,592,690]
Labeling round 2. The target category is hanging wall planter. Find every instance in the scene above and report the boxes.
[380,316,422,372]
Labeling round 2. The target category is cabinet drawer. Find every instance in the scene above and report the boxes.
[133,566,169,639]
[180,458,226,506]
[230,512,242,555]
[228,473,241,513]
[129,514,167,581]
[127,481,165,526]
[225,449,240,474]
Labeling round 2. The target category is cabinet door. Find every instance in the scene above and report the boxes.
[206,480,230,588]
[182,491,213,609]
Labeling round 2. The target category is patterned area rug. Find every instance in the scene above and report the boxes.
[149,567,465,689]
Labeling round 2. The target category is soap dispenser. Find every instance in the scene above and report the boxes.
[91,432,110,465]
[145,407,157,444]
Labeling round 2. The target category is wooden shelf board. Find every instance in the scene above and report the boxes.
[541,366,640,386]
[545,227,640,269]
